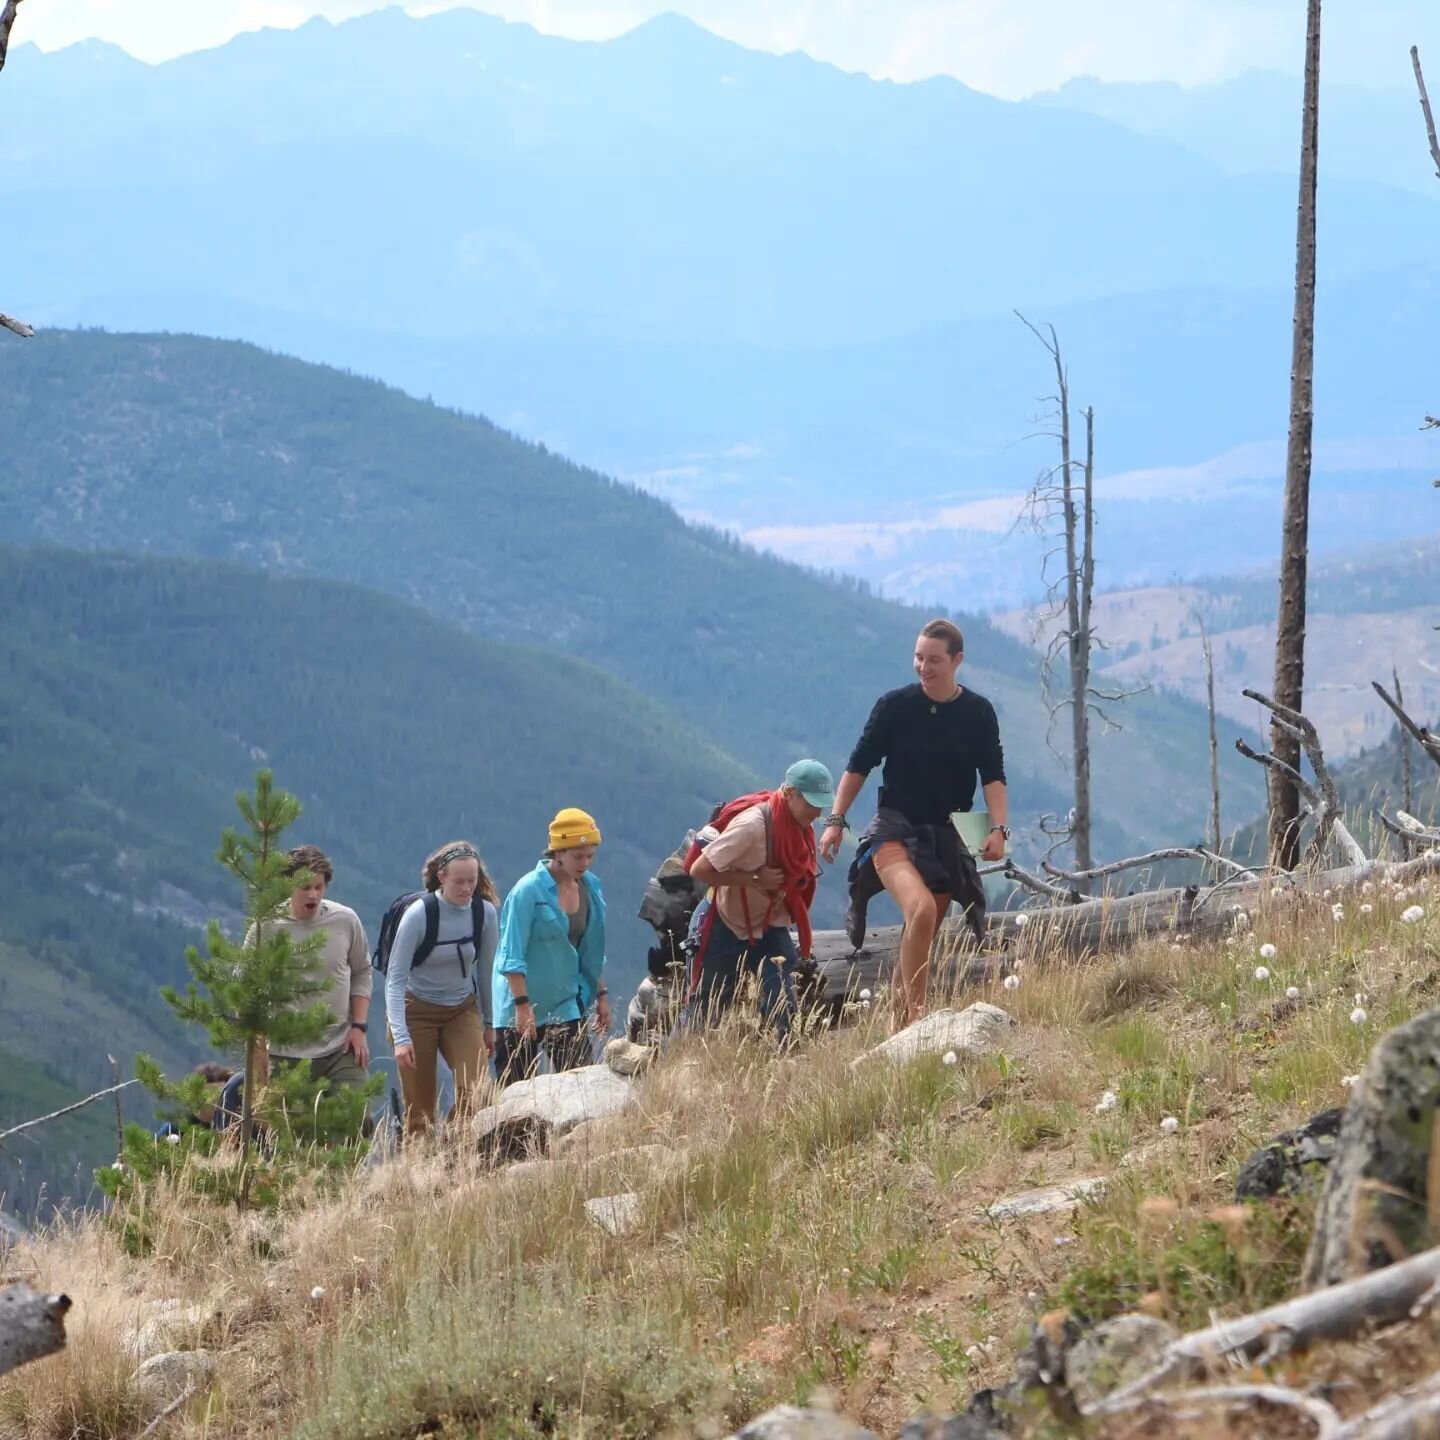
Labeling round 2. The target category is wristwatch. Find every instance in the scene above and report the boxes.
[989,825,1011,840]
[350,1021,368,1033]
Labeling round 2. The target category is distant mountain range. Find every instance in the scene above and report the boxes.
[5,10,1439,609]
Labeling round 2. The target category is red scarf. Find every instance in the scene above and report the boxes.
[686,790,818,958]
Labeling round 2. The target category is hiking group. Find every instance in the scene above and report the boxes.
[230,618,1007,1137]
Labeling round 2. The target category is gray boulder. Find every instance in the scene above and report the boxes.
[1065,1315,1177,1408]
[1234,1108,1343,1200]
[983,1178,1106,1221]
[474,1065,634,1159]
[853,1005,1013,1068]
[1304,1005,1440,1286]
[131,1349,216,1407]
[733,1406,878,1440]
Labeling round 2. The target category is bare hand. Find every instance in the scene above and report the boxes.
[754,864,786,892]
[344,1026,370,1069]
[819,823,845,864]
[483,1027,496,1059]
[593,995,612,1035]
[980,829,1008,862]
[516,1002,538,1042]
[394,1042,417,1071]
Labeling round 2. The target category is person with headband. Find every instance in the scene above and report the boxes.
[385,840,500,1136]
[493,808,610,1086]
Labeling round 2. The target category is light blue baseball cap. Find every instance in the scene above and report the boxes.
[784,758,835,809]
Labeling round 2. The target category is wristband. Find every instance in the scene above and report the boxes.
[514,995,531,1007]
[823,814,850,831]
[349,1021,368,1033]
[596,987,608,997]
[989,825,1011,839]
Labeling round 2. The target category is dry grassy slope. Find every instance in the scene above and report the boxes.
[2,877,1438,1440]
[995,590,1440,760]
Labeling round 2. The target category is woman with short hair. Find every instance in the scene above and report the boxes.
[386,840,499,1136]
[493,808,610,1086]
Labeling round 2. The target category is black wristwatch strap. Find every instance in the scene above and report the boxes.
[514,995,531,1007]
[350,1021,368,1033]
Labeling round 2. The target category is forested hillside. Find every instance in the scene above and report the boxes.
[0,545,755,1213]
[0,330,1259,858]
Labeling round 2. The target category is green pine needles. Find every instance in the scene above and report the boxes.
[101,771,381,1228]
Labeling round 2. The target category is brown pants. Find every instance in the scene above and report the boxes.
[391,994,487,1137]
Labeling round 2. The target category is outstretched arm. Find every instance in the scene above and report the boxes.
[819,769,868,862]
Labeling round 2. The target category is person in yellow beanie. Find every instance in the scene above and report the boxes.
[492,808,609,1085]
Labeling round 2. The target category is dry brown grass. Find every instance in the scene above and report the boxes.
[1,876,1436,1438]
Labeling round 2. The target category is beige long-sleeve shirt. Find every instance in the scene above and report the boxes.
[266,900,372,1060]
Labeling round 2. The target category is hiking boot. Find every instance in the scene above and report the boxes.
[844,895,868,951]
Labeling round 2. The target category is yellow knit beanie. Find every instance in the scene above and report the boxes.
[548,807,602,852]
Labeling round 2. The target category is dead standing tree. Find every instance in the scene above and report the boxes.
[1015,315,1142,893]
[1269,0,1322,871]
[0,0,35,339]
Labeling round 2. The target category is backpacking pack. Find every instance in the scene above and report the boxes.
[373,890,486,976]
[681,791,774,876]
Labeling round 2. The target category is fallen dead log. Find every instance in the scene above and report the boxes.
[1088,1242,1440,1417]
[811,851,1440,1007]
[0,1283,71,1377]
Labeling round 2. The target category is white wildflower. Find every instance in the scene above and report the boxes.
[1014,913,1029,930]
[942,1050,958,1066]
[1254,965,1271,981]
[1323,889,1333,901]
[1232,910,1251,931]
[1360,903,1374,915]
[1002,974,1021,991]
[1160,1116,1180,1134]
[1095,1090,1118,1113]
[165,1132,181,1145]
[1403,905,1426,925]
[1341,1074,1360,1088]
[1259,943,1277,960]
[1271,885,1286,899]
[111,1161,126,1171]
[1362,881,1375,895]
[310,1286,326,1301]
[1350,1007,1368,1026]
[859,988,873,1001]
[1332,905,1345,923]
[1286,986,1301,1000]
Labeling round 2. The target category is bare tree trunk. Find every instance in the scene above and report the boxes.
[1397,667,1415,858]
[0,0,26,74]
[1269,0,1323,872]
[1072,406,1095,883]
[1201,618,1222,852]
[1412,46,1440,180]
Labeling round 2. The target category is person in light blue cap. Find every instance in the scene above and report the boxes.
[681,758,834,1042]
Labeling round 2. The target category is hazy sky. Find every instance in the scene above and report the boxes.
[15,0,1440,97]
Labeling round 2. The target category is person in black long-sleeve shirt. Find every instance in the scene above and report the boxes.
[819,618,1010,1028]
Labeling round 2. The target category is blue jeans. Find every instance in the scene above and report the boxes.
[685,915,799,1041]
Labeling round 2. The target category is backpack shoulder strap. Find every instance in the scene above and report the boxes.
[470,896,486,952]
[760,802,774,866]
[414,892,441,967]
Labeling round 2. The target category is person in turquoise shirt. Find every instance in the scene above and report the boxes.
[493,807,611,1086]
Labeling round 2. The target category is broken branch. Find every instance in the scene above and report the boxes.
[1372,679,1440,769]
[1042,847,1254,885]
[1090,1242,1440,1416]
[0,1078,141,1146]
